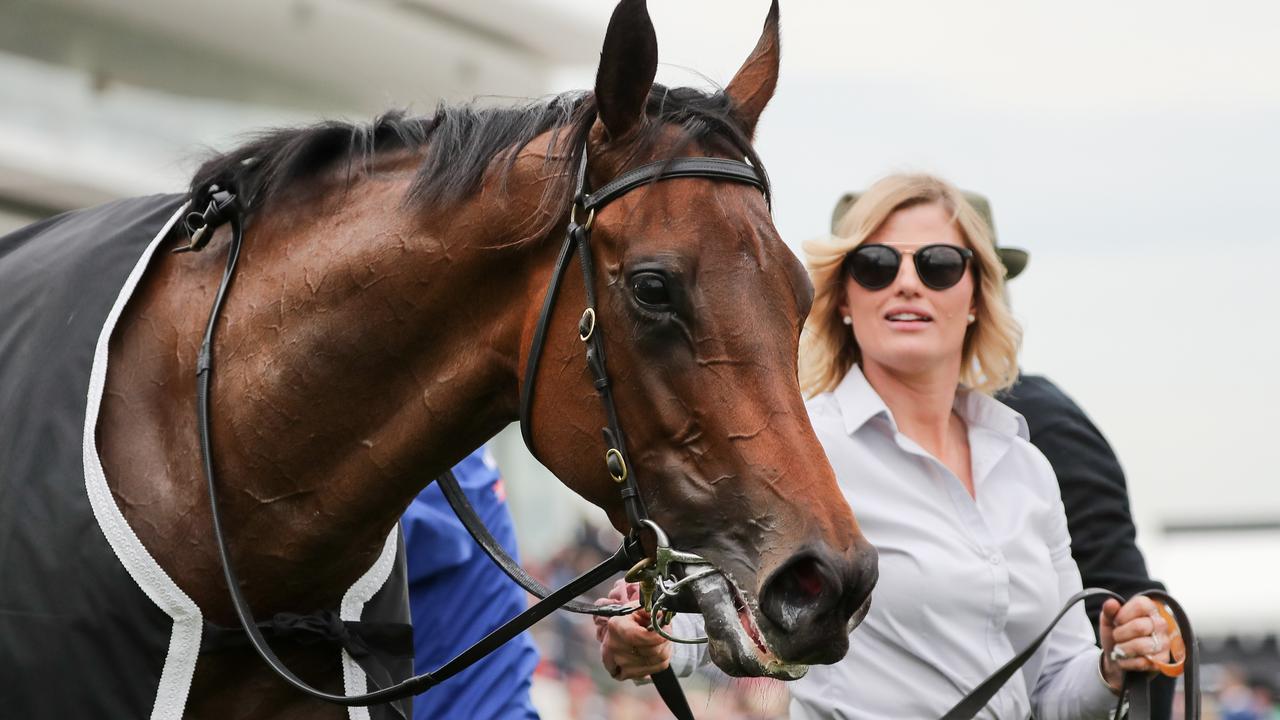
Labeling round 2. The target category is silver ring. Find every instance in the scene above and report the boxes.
[1109,646,1129,662]
[1151,632,1163,653]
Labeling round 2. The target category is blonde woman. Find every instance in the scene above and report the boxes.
[596,174,1173,719]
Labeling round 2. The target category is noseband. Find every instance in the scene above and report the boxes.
[183,139,767,713]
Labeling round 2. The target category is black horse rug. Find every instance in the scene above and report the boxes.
[0,195,411,719]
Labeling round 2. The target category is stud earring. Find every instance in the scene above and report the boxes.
[967,313,976,324]
[842,316,853,326]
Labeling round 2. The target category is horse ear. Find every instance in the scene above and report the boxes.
[594,0,658,141]
[725,0,781,139]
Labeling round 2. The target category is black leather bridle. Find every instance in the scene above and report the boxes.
[518,148,766,538]
[182,140,768,717]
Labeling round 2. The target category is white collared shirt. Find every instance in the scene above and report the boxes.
[671,365,1118,719]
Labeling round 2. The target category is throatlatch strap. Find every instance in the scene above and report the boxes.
[518,226,580,455]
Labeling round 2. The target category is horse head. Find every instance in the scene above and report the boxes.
[523,0,878,677]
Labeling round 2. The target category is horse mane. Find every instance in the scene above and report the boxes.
[187,85,770,242]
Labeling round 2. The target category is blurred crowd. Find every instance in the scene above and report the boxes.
[1187,664,1280,720]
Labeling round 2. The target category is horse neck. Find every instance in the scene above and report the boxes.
[210,170,558,564]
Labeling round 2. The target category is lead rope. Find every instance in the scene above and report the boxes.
[940,588,1198,720]
[436,470,637,616]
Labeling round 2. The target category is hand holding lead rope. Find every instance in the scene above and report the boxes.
[1100,595,1186,690]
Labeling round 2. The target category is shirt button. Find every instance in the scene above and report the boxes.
[989,554,1002,565]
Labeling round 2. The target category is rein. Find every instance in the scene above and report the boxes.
[182,142,767,716]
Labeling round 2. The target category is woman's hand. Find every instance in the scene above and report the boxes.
[1098,596,1172,692]
[593,580,673,681]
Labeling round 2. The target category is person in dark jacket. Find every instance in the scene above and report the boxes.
[829,191,1177,719]
[998,374,1176,718]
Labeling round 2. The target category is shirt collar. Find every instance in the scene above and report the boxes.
[954,387,1029,441]
[833,364,1029,441]
[833,364,893,436]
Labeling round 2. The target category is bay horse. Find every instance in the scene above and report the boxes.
[0,1,877,717]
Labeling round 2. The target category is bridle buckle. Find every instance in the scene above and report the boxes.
[578,308,596,342]
[605,447,627,483]
[569,204,595,231]
[174,186,237,254]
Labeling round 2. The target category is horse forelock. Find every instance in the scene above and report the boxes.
[186,85,769,246]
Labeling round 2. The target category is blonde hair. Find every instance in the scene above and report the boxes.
[800,174,1022,397]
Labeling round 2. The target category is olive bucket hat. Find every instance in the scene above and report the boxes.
[830,190,1029,280]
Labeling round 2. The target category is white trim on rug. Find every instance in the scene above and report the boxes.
[339,527,402,720]
[82,203,202,720]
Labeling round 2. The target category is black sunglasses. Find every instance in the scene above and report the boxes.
[843,243,975,291]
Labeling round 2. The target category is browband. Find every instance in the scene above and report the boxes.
[581,156,767,211]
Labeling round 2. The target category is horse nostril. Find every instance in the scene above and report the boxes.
[760,555,837,633]
[791,557,825,599]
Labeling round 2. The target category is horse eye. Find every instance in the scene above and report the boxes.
[630,272,671,309]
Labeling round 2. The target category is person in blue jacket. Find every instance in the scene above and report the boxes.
[402,446,540,720]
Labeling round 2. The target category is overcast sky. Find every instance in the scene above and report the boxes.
[536,0,1280,630]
